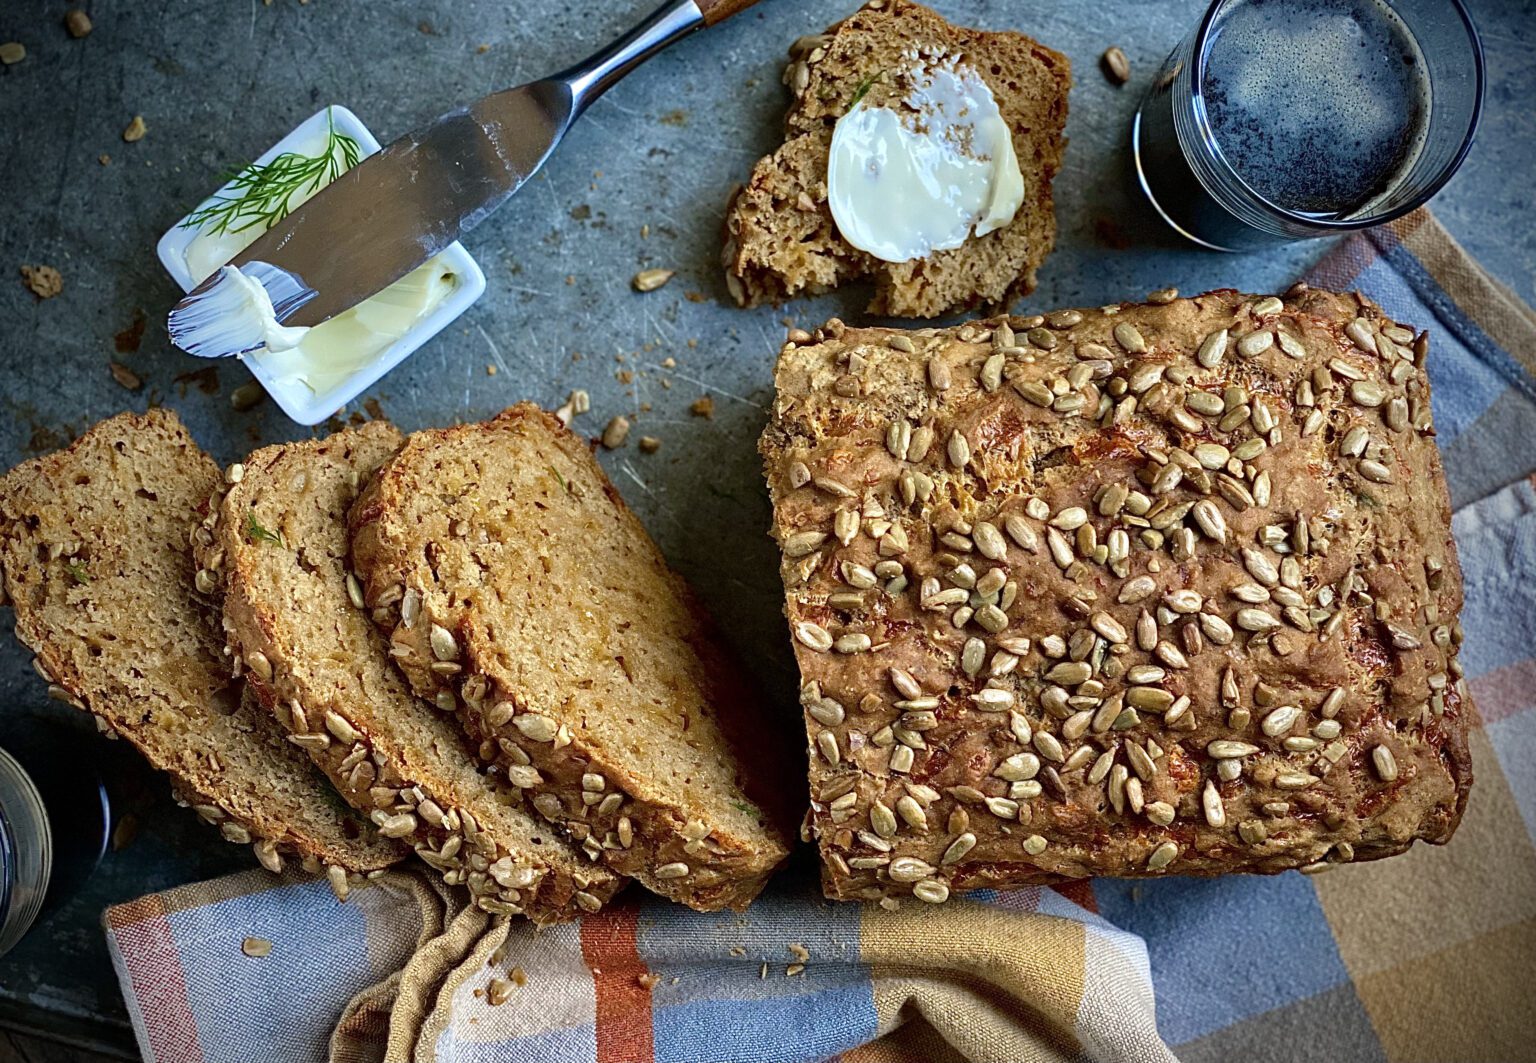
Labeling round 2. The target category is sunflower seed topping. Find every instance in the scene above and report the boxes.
[1371,745,1399,782]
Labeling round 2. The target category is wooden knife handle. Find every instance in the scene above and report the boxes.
[696,0,760,27]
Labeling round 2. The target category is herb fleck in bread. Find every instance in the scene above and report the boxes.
[724,0,1070,318]
[195,421,622,921]
[0,410,401,880]
[760,288,1472,903]
[349,404,795,911]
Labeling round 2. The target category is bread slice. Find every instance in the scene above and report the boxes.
[195,421,622,923]
[760,291,1471,902]
[0,410,401,883]
[349,405,795,911]
[724,0,1070,318]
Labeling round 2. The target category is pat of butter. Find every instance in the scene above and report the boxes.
[180,124,457,401]
[828,60,1024,264]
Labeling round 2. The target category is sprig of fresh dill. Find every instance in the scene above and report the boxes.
[847,70,884,113]
[180,108,361,237]
[244,511,285,547]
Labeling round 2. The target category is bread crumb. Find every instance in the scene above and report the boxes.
[510,966,527,986]
[728,946,747,957]
[476,43,491,54]
[109,362,142,391]
[98,153,111,166]
[661,357,676,369]
[241,936,272,958]
[786,963,805,977]
[684,290,707,303]
[689,396,714,419]
[487,977,515,1005]
[638,436,661,454]
[601,415,631,449]
[65,10,93,37]
[122,115,147,142]
[788,943,809,962]
[0,42,25,66]
[486,364,497,375]
[640,224,650,239]
[20,265,63,299]
[637,972,661,989]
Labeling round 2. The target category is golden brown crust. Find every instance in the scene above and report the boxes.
[196,422,622,922]
[760,288,1473,904]
[724,0,1071,318]
[349,405,795,911]
[0,410,402,880]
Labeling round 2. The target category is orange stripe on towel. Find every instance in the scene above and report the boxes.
[580,900,655,1063]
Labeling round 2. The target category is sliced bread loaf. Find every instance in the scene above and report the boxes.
[0,410,402,883]
[349,404,795,911]
[724,0,1071,318]
[195,421,622,922]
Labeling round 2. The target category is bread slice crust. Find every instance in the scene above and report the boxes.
[350,405,795,911]
[724,0,1071,318]
[760,291,1472,902]
[196,421,622,922]
[0,409,401,880]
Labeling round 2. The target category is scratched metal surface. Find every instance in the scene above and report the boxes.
[0,0,1531,1051]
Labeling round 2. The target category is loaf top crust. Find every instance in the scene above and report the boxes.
[724,0,1070,318]
[200,421,622,922]
[0,409,401,876]
[760,288,1472,903]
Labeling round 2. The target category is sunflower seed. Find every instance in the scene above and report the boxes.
[1004,514,1039,552]
[1359,459,1393,483]
[1345,318,1377,353]
[794,621,833,651]
[1237,331,1274,358]
[947,431,970,468]
[1147,842,1178,870]
[655,862,691,879]
[514,714,558,742]
[1350,379,1385,407]
[1113,322,1148,353]
[1208,739,1258,758]
[429,625,458,661]
[1118,575,1157,603]
[941,833,977,865]
[928,356,951,390]
[1101,45,1131,84]
[912,879,950,903]
[888,857,935,883]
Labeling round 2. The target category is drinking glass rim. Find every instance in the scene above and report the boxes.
[1186,0,1486,232]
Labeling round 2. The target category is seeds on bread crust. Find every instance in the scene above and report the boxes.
[761,288,1472,905]
[0,410,402,879]
[196,422,621,924]
[348,405,795,913]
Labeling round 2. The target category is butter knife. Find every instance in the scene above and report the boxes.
[169,0,758,358]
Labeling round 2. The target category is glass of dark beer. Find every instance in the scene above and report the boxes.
[1132,0,1484,251]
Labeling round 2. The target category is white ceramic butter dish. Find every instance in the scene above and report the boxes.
[156,106,485,426]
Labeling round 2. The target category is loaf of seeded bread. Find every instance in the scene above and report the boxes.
[724,0,1070,318]
[193,422,623,921]
[760,288,1473,904]
[349,404,796,911]
[0,410,402,883]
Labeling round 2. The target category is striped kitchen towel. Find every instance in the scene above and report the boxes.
[104,209,1536,1063]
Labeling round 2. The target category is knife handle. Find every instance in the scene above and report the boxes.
[695,0,761,26]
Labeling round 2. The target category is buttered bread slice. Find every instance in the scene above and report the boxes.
[350,404,794,911]
[0,410,402,884]
[196,422,623,923]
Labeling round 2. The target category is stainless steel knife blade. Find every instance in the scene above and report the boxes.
[179,0,731,337]
[225,81,573,328]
